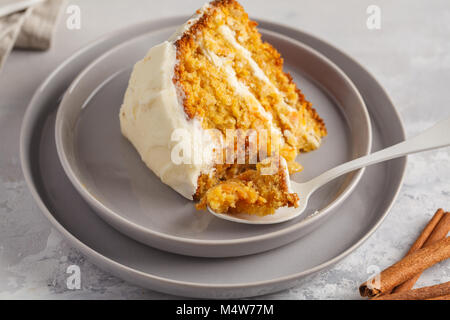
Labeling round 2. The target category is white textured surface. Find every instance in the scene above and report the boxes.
[0,0,449,299]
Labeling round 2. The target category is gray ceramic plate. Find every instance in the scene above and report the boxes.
[54,27,371,258]
[20,17,406,298]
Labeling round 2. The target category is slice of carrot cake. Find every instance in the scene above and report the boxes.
[119,0,326,215]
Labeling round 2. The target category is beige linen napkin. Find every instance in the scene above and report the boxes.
[0,0,65,70]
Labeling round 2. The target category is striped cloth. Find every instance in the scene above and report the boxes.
[0,0,65,70]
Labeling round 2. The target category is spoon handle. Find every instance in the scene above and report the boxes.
[306,117,450,191]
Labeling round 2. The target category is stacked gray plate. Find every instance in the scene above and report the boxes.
[20,17,406,298]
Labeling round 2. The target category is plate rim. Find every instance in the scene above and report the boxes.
[20,16,406,294]
[53,25,373,248]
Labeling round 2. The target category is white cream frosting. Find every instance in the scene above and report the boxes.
[120,42,210,199]
[120,4,213,199]
[200,43,274,123]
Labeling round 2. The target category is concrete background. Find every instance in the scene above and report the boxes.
[0,0,449,299]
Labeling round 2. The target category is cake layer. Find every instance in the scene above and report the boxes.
[196,157,299,215]
[174,0,326,167]
[120,0,327,214]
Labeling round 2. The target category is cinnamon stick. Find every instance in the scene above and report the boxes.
[427,294,450,300]
[359,237,450,298]
[393,211,450,293]
[372,281,450,300]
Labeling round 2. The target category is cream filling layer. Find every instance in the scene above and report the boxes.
[218,25,297,112]
[201,45,273,123]
[218,24,321,149]
[200,40,285,156]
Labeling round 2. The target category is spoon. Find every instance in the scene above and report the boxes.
[209,117,450,224]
